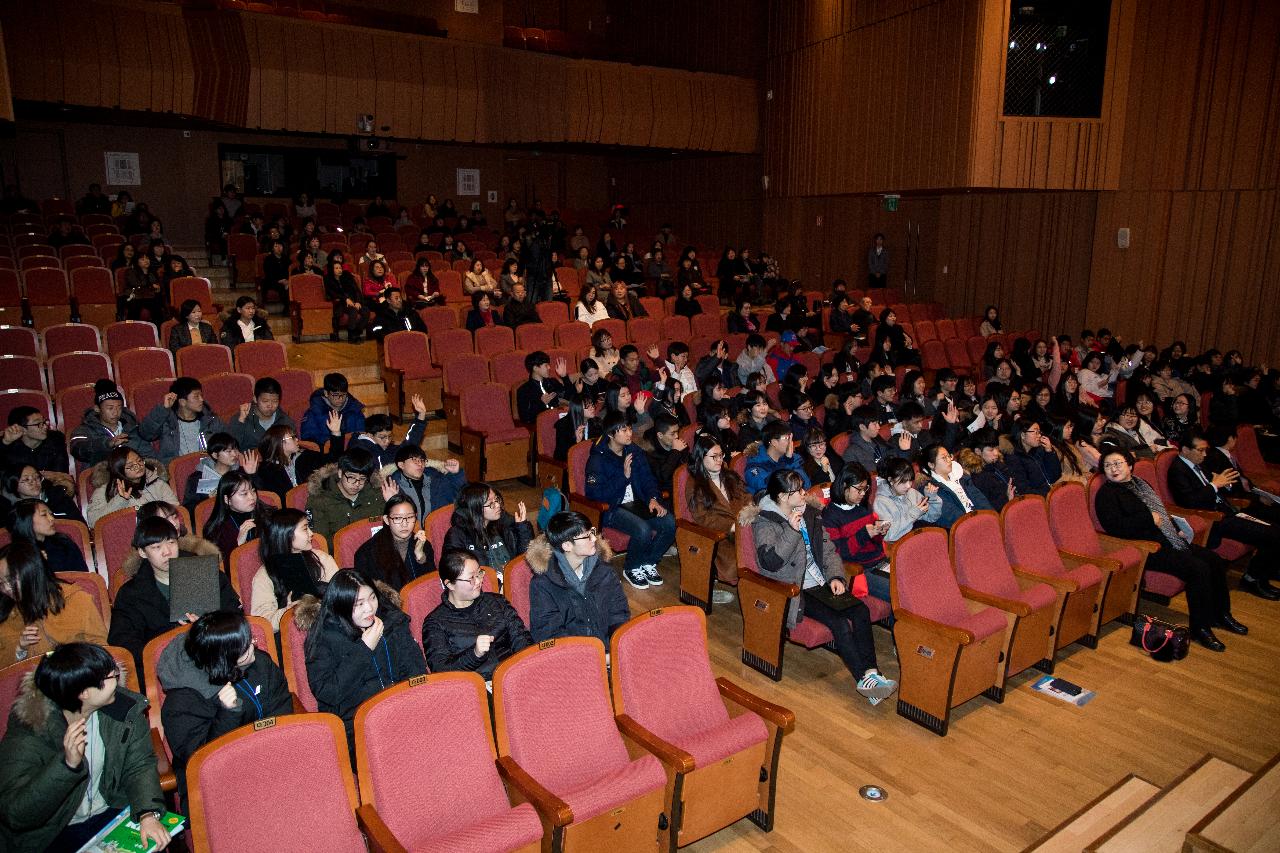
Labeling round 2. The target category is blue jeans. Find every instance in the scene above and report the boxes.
[863,565,894,627]
[604,504,677,573]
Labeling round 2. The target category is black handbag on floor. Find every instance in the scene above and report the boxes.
[1129,615,1190,662]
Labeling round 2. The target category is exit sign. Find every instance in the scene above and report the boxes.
[883,195,900,212]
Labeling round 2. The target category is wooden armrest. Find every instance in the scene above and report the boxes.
[958,585,1031,617]
[1058,549,1122,573]
[150,728,175,792]
[1011,564,1079,593]
[676,518,728,543]
[536,454,566,467]
[497,755,573,828]
[1097,532,1159,554]
[460,426,486,442]
[616,714,695,773]
[740,571,801,599]
[842,562,865,578]
[356,804,407,853]
[716,677,796,732]
[893,608,974,644]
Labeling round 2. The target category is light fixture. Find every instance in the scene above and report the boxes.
[1048,75,1057,84]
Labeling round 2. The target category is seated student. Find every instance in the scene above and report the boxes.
[1096,447,1241,651]
[301,372,366,444]
[686,435,752,604]
[167,299,218,355]
[744,421,811,496]
[823,388,862,440]
[70,380,152,468]
[611,344,660,397]
[229,377,296,452]
[157,610,291,803]
[385,443,466,525]
[526,511,629,644]
[694,339,739,391]
[86,447,180,528]
[745,469,897,705]
[2,406,69,474]
[867,375,898,423]
[8,497,89,574]
[182,432,252,512]
[873,457,942,542]
[1169,432,1280,600]
[2,465,83,527]
[297,569,425,750]
[736,334,777,386]
[1102,404,1158,459]
[966,428,1017,511]
[442,483,533,571]
[306,448,389,543]
[800,429,843,486]
[585,413,677,590]
[0,642,171,852]
[348,404,428,469]
[137,377,226,465]
[821,464,892,606]
[696,399,739,454]
[354,495,435,592]
[645,415,690,498]
[423,550,532,678]
[0,541,106,662]
[324,258,368,343]
[368,287,428,342]
[516,351,570,426]
[219,295,274,351]
[788,396,821,446]
[255,416,345,504]
[109,517,240,679]
[1004,419,1062,497]
[554,398,601,462]
[254,509,339,631]
[920,444,992,530]
[202,470,270,566]
[737,390,778,448]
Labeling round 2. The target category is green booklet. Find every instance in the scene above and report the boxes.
[78,808,186,853]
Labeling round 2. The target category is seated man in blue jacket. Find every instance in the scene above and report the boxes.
[744,420,810,497]
[300,373,366,444]
[526,511,631,645]
[585,412,677,589]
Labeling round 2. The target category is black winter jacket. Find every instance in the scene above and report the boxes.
[422,591,532,678]
[442,513,533,566]
[526,535,629,645]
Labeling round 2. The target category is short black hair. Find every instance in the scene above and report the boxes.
[170,377,202,400]
[871,376,896,396]
[394,443,427,464]
[652,414,679,435]
[601,410,630,438]
[969,427,1002,450]
[745,333,766,350]
[35,643,120,712]
[235,295,257,310]
[895,400,925,422]
[338,447,377,477]
[6,406,37,428]
[762,420,793,445]
[546,510,592,552]
[185,611,253,685]
[364,414,392,435]
[1205,423,1236,447]
[132,516,178,550]
[619,344,638,360]
[525,350,550,373]
[852,405,883,430]
[439,549,479,585]
[879,457,915,483]
[205,431,239,457]
[323,373,349,393]
[254,377,281,398]
[666,341,689,359]
[178,299,203,322]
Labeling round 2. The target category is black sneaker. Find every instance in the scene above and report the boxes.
[623,566,650,589]
[642,564,663,586]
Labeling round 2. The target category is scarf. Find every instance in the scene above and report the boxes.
[1122,478,1186,550]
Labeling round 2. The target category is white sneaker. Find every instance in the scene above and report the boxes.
[856,671,898,706]
[712,589,735,605]
[643,564,663,585]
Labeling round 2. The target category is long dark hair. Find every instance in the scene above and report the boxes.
[371,495,419,591]
[0,541,66,624]
[203,470,268,543]
[686,435,747,514]
[451,483,504,550]
[259,508,322,604]
[305,569,378,656]
[185,610,253,685]
[105,447,146,499]
[258,424,295,467]
[9,499,61,546]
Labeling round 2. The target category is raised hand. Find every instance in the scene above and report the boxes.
[380,477,399,501]
[788,506,804,531]
[326,410,343,436]
[163,392,178,409]
[238,402,252,423]
[237,518,257,544]
[897,432,912,451]
[444,458,461,474]
[514,500,528,523]
[238,449,261,474]
[623,453,633,479]
[1006,480,1016,501]
[411,394,427,417]
[18,623,41,651]
[646,344,660,360]
[554,357,568,378]
[217,682,238,709]
[63,716,88,768]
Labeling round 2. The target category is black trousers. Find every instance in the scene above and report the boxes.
[1147,542,1232,631]
[802,588,878,677]
[1215,511,1280,582]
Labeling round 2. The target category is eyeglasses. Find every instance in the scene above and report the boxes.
[1024,427,1041,435]
[483,496,504,509]
[386,515,416,524]
[23,420,47,429]
[326,391,349,400]
[123,460,145,472]
[341,473,369,486]
[705,452,724,461]
[572,529,599,542]
[454,569,486,586]
[1102,461,1128,470]
[850,483,869,492]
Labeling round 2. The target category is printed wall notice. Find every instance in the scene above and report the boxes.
[105,152,141,186]
[456,168,480,196]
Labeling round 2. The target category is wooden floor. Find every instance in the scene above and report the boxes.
[297,339,1280,852]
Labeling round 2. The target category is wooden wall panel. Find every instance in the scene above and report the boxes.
[610,155,764,251]
[0,20,10,123]
[764,0,982,197]
[603,0,766,79]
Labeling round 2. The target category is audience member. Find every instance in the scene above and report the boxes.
[324,258,368,343]
[70,381,151,467]
[822,464,892,606]
[873,457,941,541]
[1004,419,1063,497]
[138,377,226,464]
[347,403,427,469]
[219,296,274,350]
[353,495,435,591]
[423,550,532,678]
[255,415,344,503]
[253,509,338,631]
[526,511,629,644]
[0,540,105,661]
[1,467,82,528]
[201,470,269,565]
[306,448,389,542]
[227,377,294,451]
[300,373,366,443]
[516,352,569,426]
[686,435,752,602]
[2,406,68,474]
[86,448,179,528]
[384,443,466,524]
[744,421,810,495]
[442,483,533,569]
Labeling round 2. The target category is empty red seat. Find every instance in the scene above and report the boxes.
[474,324,515,357]
[534,301,569,326]
[944,337,971,372]
[554,321,591,352]
[56,383,98,438]
[23,266,71,330]
[489,350,529,389]
[430,327,474,368]
[921,339,948,371]
[233,339,287,379]
[104,320,159,356]
[515,324,554,352]
[0,325,39,358]
[661,315,691,340]
[417,305,456,335]
[460,383,530,482]
[176,343,234,379]
[0,355,47,393]
[48,351,112,396]
[382,330,442,417]
[114,347,175,397]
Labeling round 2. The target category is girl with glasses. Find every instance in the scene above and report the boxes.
[686,436,752,603]
[822,463,892,606]
[422,550,531,678]
[354,494,435,592]
[443,483,533,575]
[86,448,179,528]
[1,463,82,527]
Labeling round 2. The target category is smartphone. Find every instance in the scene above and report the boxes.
[1049,678,1082,696]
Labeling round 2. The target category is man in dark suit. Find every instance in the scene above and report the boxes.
[1169,431,1280,600]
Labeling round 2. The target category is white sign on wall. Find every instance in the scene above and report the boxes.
[455,0,479,13]
[456,168,480,196]
[105,152,141,186]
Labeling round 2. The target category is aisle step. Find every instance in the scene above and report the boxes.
[1026,775,1160,853]
[1086,755,1250,852]
[1185,752,1280,853]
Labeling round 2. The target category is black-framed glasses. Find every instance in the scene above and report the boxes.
[23,420,48,429]
[572,528,599,542]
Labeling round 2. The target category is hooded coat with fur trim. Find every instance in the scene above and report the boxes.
[525,533,629,645]
[293,584,425,746]
[742,494,845,629]
[0,675,165,853]
[305,463,388,542]
[85,458,178,528]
